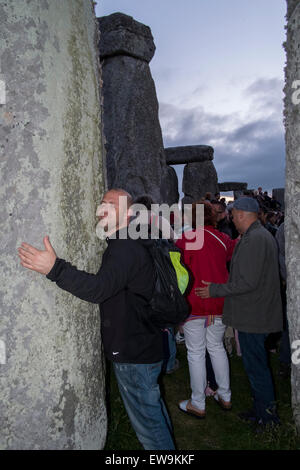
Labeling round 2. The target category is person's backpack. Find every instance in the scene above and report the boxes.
[146,239,191,328]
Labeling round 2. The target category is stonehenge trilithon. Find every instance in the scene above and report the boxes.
[165,145,218,203]
[0,0,107,449]
[98,12,172,204]
[284,0,300,433]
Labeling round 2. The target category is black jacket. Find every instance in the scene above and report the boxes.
[46,231,164,364]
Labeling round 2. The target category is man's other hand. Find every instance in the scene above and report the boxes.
[194,281,211,299]
[18,236,57,275]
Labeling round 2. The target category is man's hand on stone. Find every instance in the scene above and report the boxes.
[18,236,57,275]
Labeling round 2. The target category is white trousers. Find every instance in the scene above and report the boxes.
[183,317,231,410]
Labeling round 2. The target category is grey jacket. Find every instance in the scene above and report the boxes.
[210,220,283,333]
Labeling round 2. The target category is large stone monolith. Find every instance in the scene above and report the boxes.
[98,13,168,203]
[0,0,107,449]
[272,188,285,210]
[284,0,300,433]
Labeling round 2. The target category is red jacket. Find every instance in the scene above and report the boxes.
[176,226,237,316]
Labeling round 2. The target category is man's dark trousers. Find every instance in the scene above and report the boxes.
[238,331,280,425]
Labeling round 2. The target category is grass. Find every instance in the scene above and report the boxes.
[104,343,300,451]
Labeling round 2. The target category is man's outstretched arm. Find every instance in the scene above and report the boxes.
[18,236,57,275]
[18,237,144,305]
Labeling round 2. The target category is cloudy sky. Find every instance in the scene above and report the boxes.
[96,0,287,194]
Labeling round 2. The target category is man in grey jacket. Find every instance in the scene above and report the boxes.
[197,197,283,430]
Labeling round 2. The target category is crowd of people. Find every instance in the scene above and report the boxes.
[17,186,289,450]
[169,188,289,435]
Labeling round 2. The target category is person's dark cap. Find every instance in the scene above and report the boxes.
[233,197,259,213]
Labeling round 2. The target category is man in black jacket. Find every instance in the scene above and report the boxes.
[18,188,175,450]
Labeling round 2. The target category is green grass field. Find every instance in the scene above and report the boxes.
[104,343,300,451]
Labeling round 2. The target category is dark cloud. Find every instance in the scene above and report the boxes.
[160,77,285,193]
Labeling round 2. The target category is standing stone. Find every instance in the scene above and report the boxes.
[272,188,285,210]
[284,0,300,433]
[161,165,179,206]
[99,13,168,203]
[0,0,106,449]
[234,191,248,200]
[182,161,219,203]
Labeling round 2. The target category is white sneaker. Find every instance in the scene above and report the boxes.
[178,399,206,419]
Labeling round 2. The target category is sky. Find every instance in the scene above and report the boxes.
[96,0,287,194]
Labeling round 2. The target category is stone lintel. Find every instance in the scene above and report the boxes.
[164,145,214,165]
[218,182,248,192]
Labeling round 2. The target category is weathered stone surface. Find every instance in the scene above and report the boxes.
[161,165,179,206]
[218,182,248,192]
[182,161,219,203]
[284,0,300,432]
[233,190,245,200]
[100,14,167,203]
[98,12,155,63]
[165,145,214,165]
[0,0,106,449]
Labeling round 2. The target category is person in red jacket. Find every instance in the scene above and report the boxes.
[176,201,237,419]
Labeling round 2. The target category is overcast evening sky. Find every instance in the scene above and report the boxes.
[96,0,287,195]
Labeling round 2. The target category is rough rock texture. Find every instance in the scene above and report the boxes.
[0,0,107,449]
[218,182,248,192]
[284,0,300,432]
[165,145,214,165]
[182,161,219,203]
[98,12,155,62]
[99,13,168,203]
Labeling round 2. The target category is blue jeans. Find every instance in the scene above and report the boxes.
[113,361,175,450]
[238,331,280,425]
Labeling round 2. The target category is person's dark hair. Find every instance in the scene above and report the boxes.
[211,200,226,211]
[133,194,155,211]
[266,211,276,222]
[192,200,217,229]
